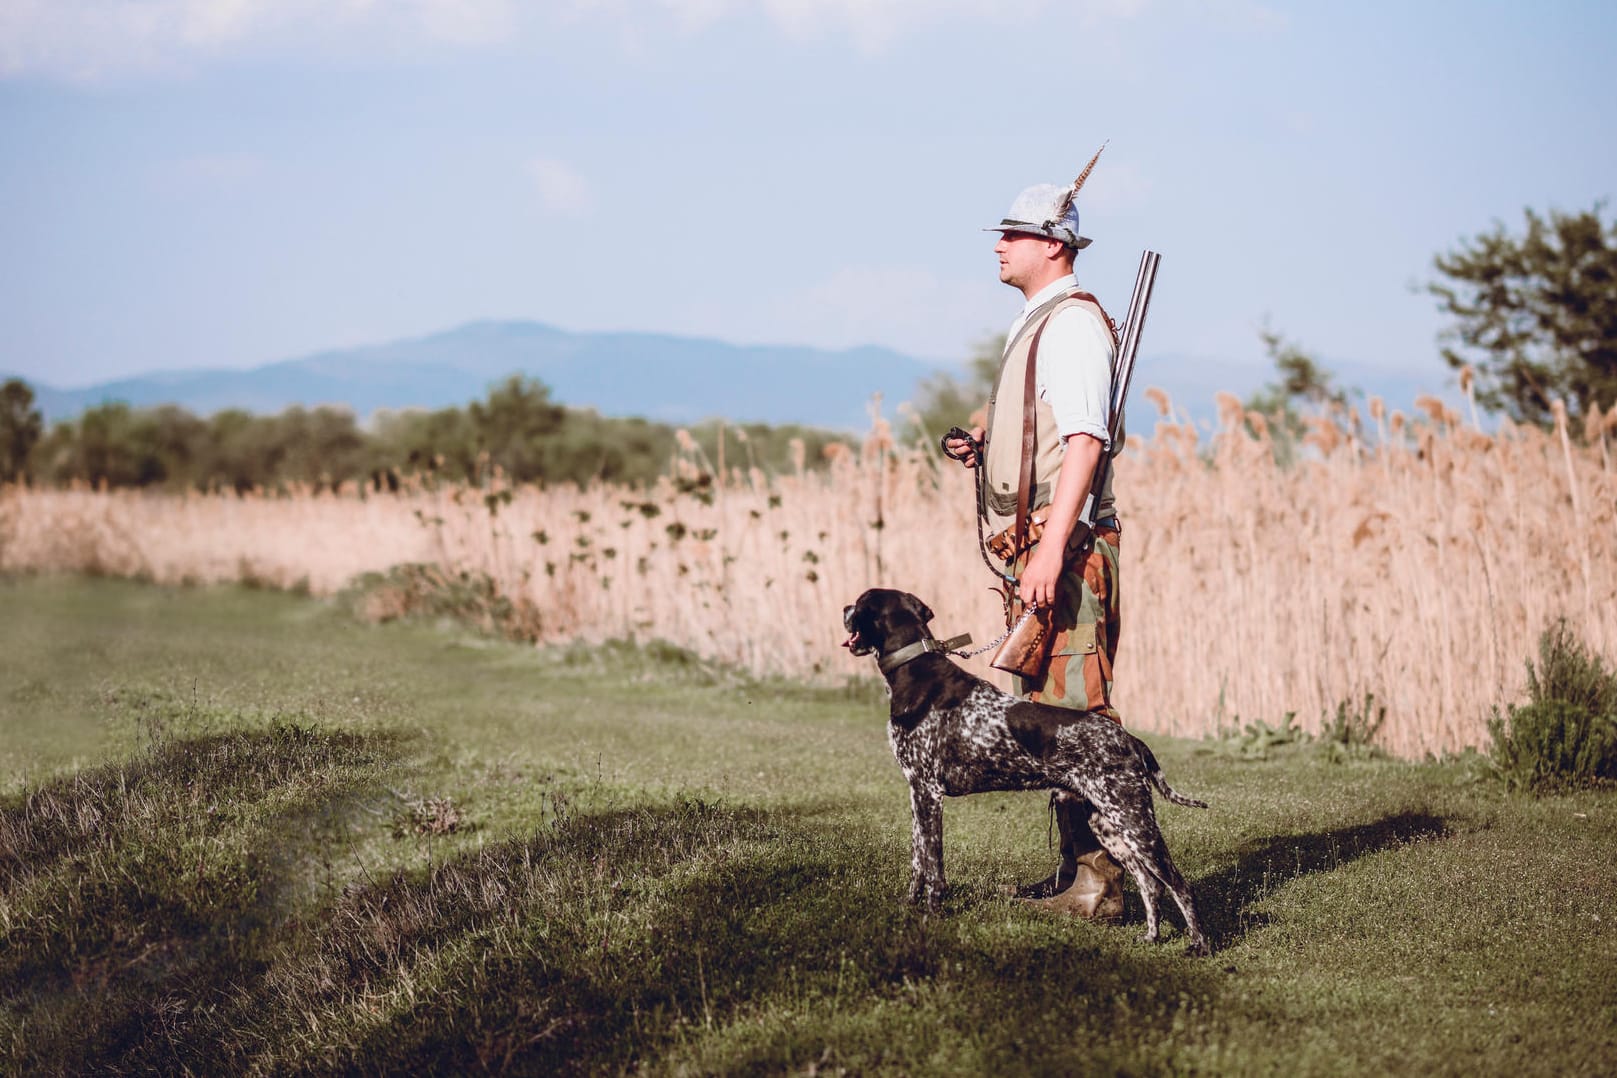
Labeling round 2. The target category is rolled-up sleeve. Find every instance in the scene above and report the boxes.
[1038,306,1115,447]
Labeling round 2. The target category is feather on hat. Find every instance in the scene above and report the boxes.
[984,141,1108,250]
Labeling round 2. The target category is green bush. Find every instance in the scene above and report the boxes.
[1488,620,1617,793]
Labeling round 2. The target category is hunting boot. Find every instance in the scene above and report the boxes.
[1011,794,1082,899]
[1023,850,1126,923]
[1016,797,1126,922]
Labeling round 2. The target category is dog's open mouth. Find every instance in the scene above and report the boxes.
[842,603,875,655]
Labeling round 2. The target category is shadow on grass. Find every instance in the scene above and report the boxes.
[5,734,1233,1076]
[0,723,398,1075]
[279,804,1223,1076]
[1194,811,1452,946]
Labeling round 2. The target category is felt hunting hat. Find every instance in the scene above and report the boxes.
[984,142,1107,251]
[985,184,1092,250]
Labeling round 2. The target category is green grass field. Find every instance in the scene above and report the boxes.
[3,576,1614,1075]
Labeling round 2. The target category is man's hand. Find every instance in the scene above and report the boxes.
[1018,537,1065,609]
[943,425,985,469]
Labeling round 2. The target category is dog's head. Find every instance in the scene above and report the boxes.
[841,588,935,657]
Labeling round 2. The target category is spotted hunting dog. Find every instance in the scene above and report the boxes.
[842,587,1209,954]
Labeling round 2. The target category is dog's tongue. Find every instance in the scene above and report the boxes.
[842,631,859,651]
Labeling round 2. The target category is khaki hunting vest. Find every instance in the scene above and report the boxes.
[981,290,1121,536]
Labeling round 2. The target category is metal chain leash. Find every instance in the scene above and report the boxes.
[946,604,1038,659]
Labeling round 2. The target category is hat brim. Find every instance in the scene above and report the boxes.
[983,223,1092,250]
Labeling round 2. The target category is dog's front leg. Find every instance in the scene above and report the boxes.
[907,781,945,909]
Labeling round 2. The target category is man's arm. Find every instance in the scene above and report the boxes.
[1017,432,1103,609]
[1018,303,1113,606]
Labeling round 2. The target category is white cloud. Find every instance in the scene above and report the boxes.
[527,157,592,215]
[0,0,516,80]
[0,0,1276,81]
[628,0,1038,53]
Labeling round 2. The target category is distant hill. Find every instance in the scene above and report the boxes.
[13,318,1458,432]
[20,321,949,431]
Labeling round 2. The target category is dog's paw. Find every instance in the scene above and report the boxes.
[1184,936,1211,957]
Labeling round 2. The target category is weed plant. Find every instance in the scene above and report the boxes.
[1212,694,1387,763]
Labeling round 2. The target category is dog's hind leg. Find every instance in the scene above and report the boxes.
[1129,823,1210,956]
[1087,809,1163,941]
[1150,844,1209,956]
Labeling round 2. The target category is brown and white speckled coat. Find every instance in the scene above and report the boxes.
[842,587,1209,955]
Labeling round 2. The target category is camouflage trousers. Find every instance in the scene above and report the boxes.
[1007,523,1122,724]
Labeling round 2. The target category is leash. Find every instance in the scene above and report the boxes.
[935,425,1042,666]
[875,604,1039,673]
[940,426,1017,589]
[948,604,1038,660]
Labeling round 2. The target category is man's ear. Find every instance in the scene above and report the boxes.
[901,593,934,626]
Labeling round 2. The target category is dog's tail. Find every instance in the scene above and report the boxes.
[1138,741,1209,809]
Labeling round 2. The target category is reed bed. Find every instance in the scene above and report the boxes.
[4,394,1614,758]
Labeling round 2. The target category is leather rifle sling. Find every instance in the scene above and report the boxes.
[1013,316,1053,561]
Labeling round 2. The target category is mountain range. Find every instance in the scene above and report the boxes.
[20,321,953,431]
[12,319,1454,432]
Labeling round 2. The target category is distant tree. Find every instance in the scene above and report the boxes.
[372,406,479,482]
[16,376,860,491]
[272,406,367,488]
[146,405,209,485]
[903,334,1004,446]
[1243,326,1353,463]
[550,410,673,485]
[200,408,273,491]
[468,376,567,482]
[1,378,43,482]
[73,403,164,487]
[1245,325,1348,418]
[1428,204,1617,428]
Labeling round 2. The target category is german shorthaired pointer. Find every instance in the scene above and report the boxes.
[842,587,1209,954]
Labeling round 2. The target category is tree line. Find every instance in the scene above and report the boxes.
[0,375,854,491]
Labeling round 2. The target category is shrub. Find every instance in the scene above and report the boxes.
[1488,620,1617,793]
[343,562,542,640]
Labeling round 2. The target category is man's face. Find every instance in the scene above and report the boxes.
[995,230,1060,290]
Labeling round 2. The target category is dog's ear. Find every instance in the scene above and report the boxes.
[900,592,934,626]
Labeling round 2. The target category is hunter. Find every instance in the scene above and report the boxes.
[944,159,1128,921]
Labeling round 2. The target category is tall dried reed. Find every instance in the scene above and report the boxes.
[5,393,1614,758]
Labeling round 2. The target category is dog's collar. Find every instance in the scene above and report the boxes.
[877,632,973,675]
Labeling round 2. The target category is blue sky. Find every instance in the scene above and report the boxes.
[2,0,1613,413]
